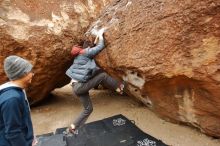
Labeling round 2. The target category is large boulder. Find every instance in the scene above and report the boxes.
[91,0,220,137]
[0,0,112,104]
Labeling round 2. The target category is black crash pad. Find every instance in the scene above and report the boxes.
[37,114,168,146]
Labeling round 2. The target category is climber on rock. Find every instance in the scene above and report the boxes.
[65,28,125,133]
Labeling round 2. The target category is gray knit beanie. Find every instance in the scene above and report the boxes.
[4,55,33,80]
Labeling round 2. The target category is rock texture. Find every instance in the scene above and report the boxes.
[91,0,220,137]
[0,0,112,104]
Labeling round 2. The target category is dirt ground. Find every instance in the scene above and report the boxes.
[31,85,220,146]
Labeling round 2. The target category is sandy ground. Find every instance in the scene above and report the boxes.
[31,85,220,146]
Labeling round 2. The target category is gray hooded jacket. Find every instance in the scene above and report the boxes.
[66,38,105,82]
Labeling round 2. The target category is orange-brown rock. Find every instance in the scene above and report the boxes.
[0,0,113,104]
[91,0,220,137]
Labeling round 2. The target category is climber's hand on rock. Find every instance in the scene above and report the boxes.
[91,28,98,36]
[98,28,105,37]
[94,36,99,44]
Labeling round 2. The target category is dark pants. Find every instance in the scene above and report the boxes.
[72,72,119,129]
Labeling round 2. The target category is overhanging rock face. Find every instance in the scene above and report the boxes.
[0,0,113,104]
[91,0,220,137]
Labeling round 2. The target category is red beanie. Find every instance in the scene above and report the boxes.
[71,46,83,57]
